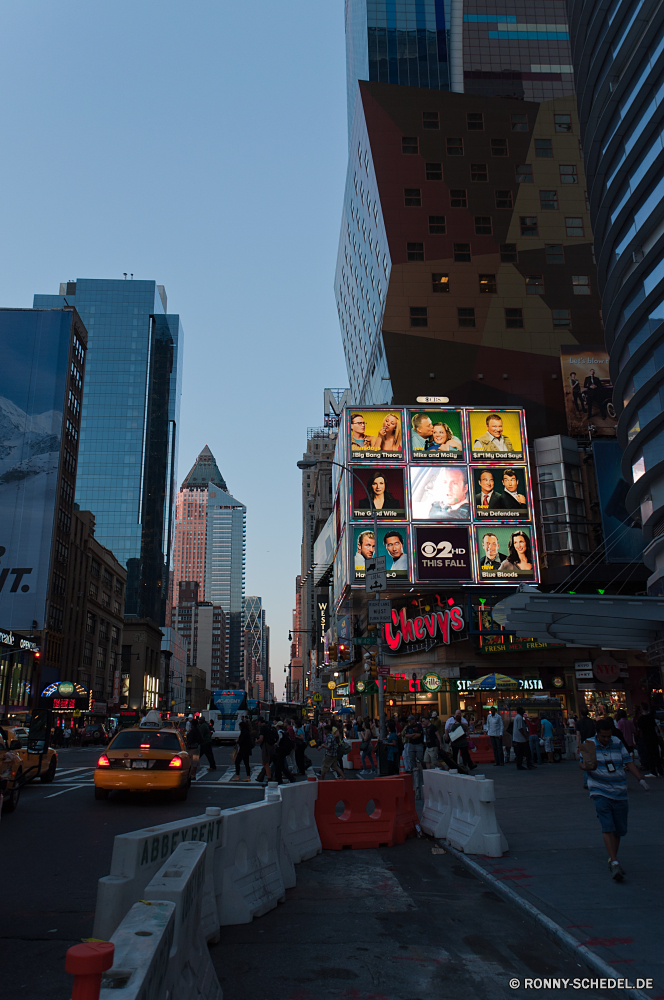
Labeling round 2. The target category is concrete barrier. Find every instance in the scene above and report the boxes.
[445,772,508,858]
[99,842,222,1000]
[420,768,454,840]
[215,799,286,925]
[264,779,322,890]
[93,807,223,944]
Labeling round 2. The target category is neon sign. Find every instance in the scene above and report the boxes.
[383,604,464,653]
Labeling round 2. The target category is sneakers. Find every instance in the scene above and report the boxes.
[243,775,252,782]
[230,774,241,782]
[610,861,625,882]
[644,772,657,777]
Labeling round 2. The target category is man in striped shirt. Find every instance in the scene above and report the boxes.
[580,717,649,882]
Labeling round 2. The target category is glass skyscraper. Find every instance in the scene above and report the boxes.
[569,0,664,596]
[205,486,246,684]
[33,279,182,624]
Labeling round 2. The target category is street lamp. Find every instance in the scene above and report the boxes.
[297,456,387,739]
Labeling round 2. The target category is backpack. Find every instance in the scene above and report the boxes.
[279,733,294,755]
[264,725,278,746]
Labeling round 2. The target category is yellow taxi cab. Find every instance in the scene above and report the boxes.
[94,710,198,801]
[3,726,58,785]
[0,730,23,813]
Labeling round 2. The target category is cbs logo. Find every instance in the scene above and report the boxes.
[420,540,466,558]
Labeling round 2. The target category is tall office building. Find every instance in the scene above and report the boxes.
[338,2,600,440]
[569,0,664,596]
[244,596,270,699]
[205,484,246,685]
[33,279,183,625]
[171,445,227,603]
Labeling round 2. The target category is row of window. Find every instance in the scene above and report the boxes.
[413,161,581,186]
[413,111,571,134]
[405,187,578,211]
[429,271,590,293]
[407,228,586,264]
[86,612,121,643]
[409,305,575,329]
[404,131,573,160]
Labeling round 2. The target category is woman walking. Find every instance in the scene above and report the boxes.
[359,719,377,774]
[231,719,254,782]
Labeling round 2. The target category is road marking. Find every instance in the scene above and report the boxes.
[195,766,209,781]
[57,766,94,775]
[45,785,89,799]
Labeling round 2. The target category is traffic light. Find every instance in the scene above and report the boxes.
[338,642,350,663]
[328,643,337,662]
[363,649,377,678]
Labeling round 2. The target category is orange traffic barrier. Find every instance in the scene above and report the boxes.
[315,776,403,849]
[468,734,495,763]
[390,773,419,843]
[66,942,114,1000]
[347,739,379,770]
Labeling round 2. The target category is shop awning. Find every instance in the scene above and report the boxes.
[469,673,519,690]
[492,585,664,649]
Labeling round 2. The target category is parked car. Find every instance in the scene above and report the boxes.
[0,730,23,813]
[582,379,616,420]
[80,724,110,746]
[2,726,57,784]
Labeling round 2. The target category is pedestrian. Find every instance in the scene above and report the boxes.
[422,716,441,769]
[486,707,504,766]
[316,724,345,779]
[512,707,536,770]
[358,719,377,774]
[63,725,71,749]
[404,715,424,772]
[576,707,596,787]
[385,721,400,775]
[580,716,649,881]
[186,717,202,760]
[637,702,664,777]
[525,712,541,765]
[294,719,308,775]
[231,719,253,781]
[256,715,277,782]
[448,710,476,770]
[540,714,555,764]
[353,716,362,739]
[198,717,217,770]
[273,723,296,784]
[615,710,635,756]
[185,713,193,734]
[286,718,297,773]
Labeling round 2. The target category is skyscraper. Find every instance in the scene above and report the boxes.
[205,484,246,685]
[171,445,228,603]
[33,279,182,625]
[244,596,270,699]
[569,0,664,597]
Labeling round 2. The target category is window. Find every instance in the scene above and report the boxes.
[432,273,450,293]
[404,188,421,206]
[103,569,112,587]
[96,646,106,671]
[70,361,82,391]
[526,275,544,294]
[402,136,418,154]
[64,448,76,475]
[553,309,571,327]
[86,612,96,635]
[114,600,121,615]
[73,335,85,365]
[450,189,467,207]
[479,274,497,294]
[83,641,93,666]
[500,243,518,263]
[55,540,68,564]
[555,114,572,133]
[429,215,446,234]
[426,162,442,180]
[540,189,558,210]
[99,619,109,641]
[520,216,538,236]
[423,111,440,129]
[102,591,110,608]
[505,308,524,328]
[573,275,591,294]
[475,216,492,234]
[458,308,476,328]
[410,307,428,327]
[560,164,578,184]
[467,112,484,130]
[407,242,425,261]
[511,114,528,132]
[546,244,565,263]
[447,137,463,155]
[66,419,78,443]
[91,558,100,577]
[58,508,71,534]
[566,217,584,236]
[495,189,513,208]
[516,164,533,183]
[68,389,80,418]
[471,163,488,182]
[111,626,120,645]
[535,139,553,158]
[89,582,98,599]
[491,138,508,156]
[454,243,471,262]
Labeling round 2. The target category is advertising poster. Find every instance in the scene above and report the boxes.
[0,311,72,629]
[352,467,405,519]
[475,525,537,581]
[410,466,470,521]
[414,525,473,581]
[593,440,644,562]
[353,524,410,580]
[471,466,531,520]
[469,410,524,461]
[408,408,464,460]
[560,346,617,437]
[349,409,404,460]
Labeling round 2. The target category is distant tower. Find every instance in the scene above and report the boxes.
[171,445,227,603]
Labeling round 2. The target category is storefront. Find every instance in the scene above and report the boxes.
[456,672,572,724]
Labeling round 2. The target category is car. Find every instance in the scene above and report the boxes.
[0,731,23,813]
[80,724,110,747]
[2,726,58,785]
[8,726,29,747]
[93,719,199,801]
[581,379,616,420]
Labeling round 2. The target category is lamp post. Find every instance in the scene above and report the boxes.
[297,457,387,739]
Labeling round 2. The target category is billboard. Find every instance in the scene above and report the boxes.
[475,525,537,581]
[469,410,524,461]
[349,410,404,460]
[471,466,531,521]
[592,441,644,563]
[0,311,73,628]
[408,408,464,461]
[410,466,470,520]
[353,524,410,580]
[560,346,617,437]
[414,525,473,581]
[351,467,405,519]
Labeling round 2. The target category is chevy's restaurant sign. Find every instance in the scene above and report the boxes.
[382,603,464,655]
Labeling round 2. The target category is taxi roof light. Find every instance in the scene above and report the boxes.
[97,754,110,768]
[168,756,183,769]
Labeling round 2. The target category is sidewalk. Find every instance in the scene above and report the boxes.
[459,757,663,996]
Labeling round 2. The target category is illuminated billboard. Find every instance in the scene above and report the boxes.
[351,467,405,519]
[475,525,537,581]
[469,410,524,461]
[414,525,473,582]
[353,524,410,581]
[560,346,617,437]
[410,466,470,520]
[471,466,531,521]
[349,410,404,460]
[408,408,464,461]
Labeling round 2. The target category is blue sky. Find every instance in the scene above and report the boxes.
[0,2,349,696]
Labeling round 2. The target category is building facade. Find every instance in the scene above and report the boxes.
[33,279,183,625]
[160,625,187,716]
[205,485,246,684]
[120,616,163,711]
[171,580,225,692]
[569,0,664,597]
[171,445,228,604]
[244,596,270,700]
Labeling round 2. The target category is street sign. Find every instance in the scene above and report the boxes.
[327,681,336,690]
[313,692,322,702]
[377,665,390,676]
[365,570,387,593]
[366,556,386,573]
[368,601,392,623]
[354,637,379,646]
